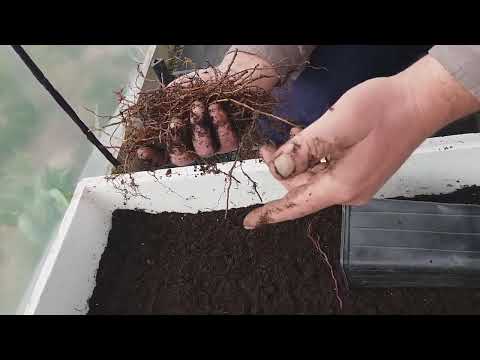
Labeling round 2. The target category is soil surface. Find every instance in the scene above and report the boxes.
[88,186,480,315]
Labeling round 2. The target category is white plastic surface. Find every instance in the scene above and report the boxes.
[21,133,480,314]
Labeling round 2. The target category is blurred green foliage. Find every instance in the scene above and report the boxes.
[0,152,74,246]
[0,45,151,313]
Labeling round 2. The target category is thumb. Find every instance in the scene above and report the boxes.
[266,131,343,181]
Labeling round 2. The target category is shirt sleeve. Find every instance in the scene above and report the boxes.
[226,45,318,81]
[429,45,480,100]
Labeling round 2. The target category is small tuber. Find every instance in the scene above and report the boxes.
[190,100,215,157]
[208,102,239,154]
[136,146,168,167]
[273,153,296,178]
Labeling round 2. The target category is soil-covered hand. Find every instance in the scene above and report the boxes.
[243,55,480,229]
[137,51,280,167]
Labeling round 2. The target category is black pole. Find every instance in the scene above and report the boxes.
[11,45,120,167]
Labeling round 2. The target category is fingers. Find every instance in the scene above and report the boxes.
[243,138,335,229]
[159,100,239,166]
[261,138,307,180]
[136,147,154,161]
[208,103,239,154]
[168,71,198,89]
[136,146,169,167]
[261,144,296,184]
[259,144,276,163]
[261,144,297,189]
[166,117,197,166]
[274,135,336,179]
[169,68,216,88]
[169,148,197,166]
[259,144,318,191]
[277,171,316,191]
[260,142,310,184]
[263,125,345,180]
[190,101,215,157]
[243,178,335,229]
[170,77,193,88]
[262,93,379,180]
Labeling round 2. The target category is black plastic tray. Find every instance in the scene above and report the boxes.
[341,199,480,288]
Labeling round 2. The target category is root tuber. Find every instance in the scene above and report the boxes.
[190,100,215,157]
[273,153,296,178]
[136,146,169,167]
[208,102,239,154]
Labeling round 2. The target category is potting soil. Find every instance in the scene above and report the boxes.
[88,186,480,314]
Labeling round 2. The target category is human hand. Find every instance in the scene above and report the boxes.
[138,51,280,167]
[243,55,480,229]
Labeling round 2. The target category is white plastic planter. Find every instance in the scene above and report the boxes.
[18,133,480,314]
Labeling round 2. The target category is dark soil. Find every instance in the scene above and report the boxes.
[88,186,480,315]
[394,184,480,205]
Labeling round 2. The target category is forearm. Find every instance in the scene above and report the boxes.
[218,45,318,92]
[217,50,281,92]
[395,54,480,139]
